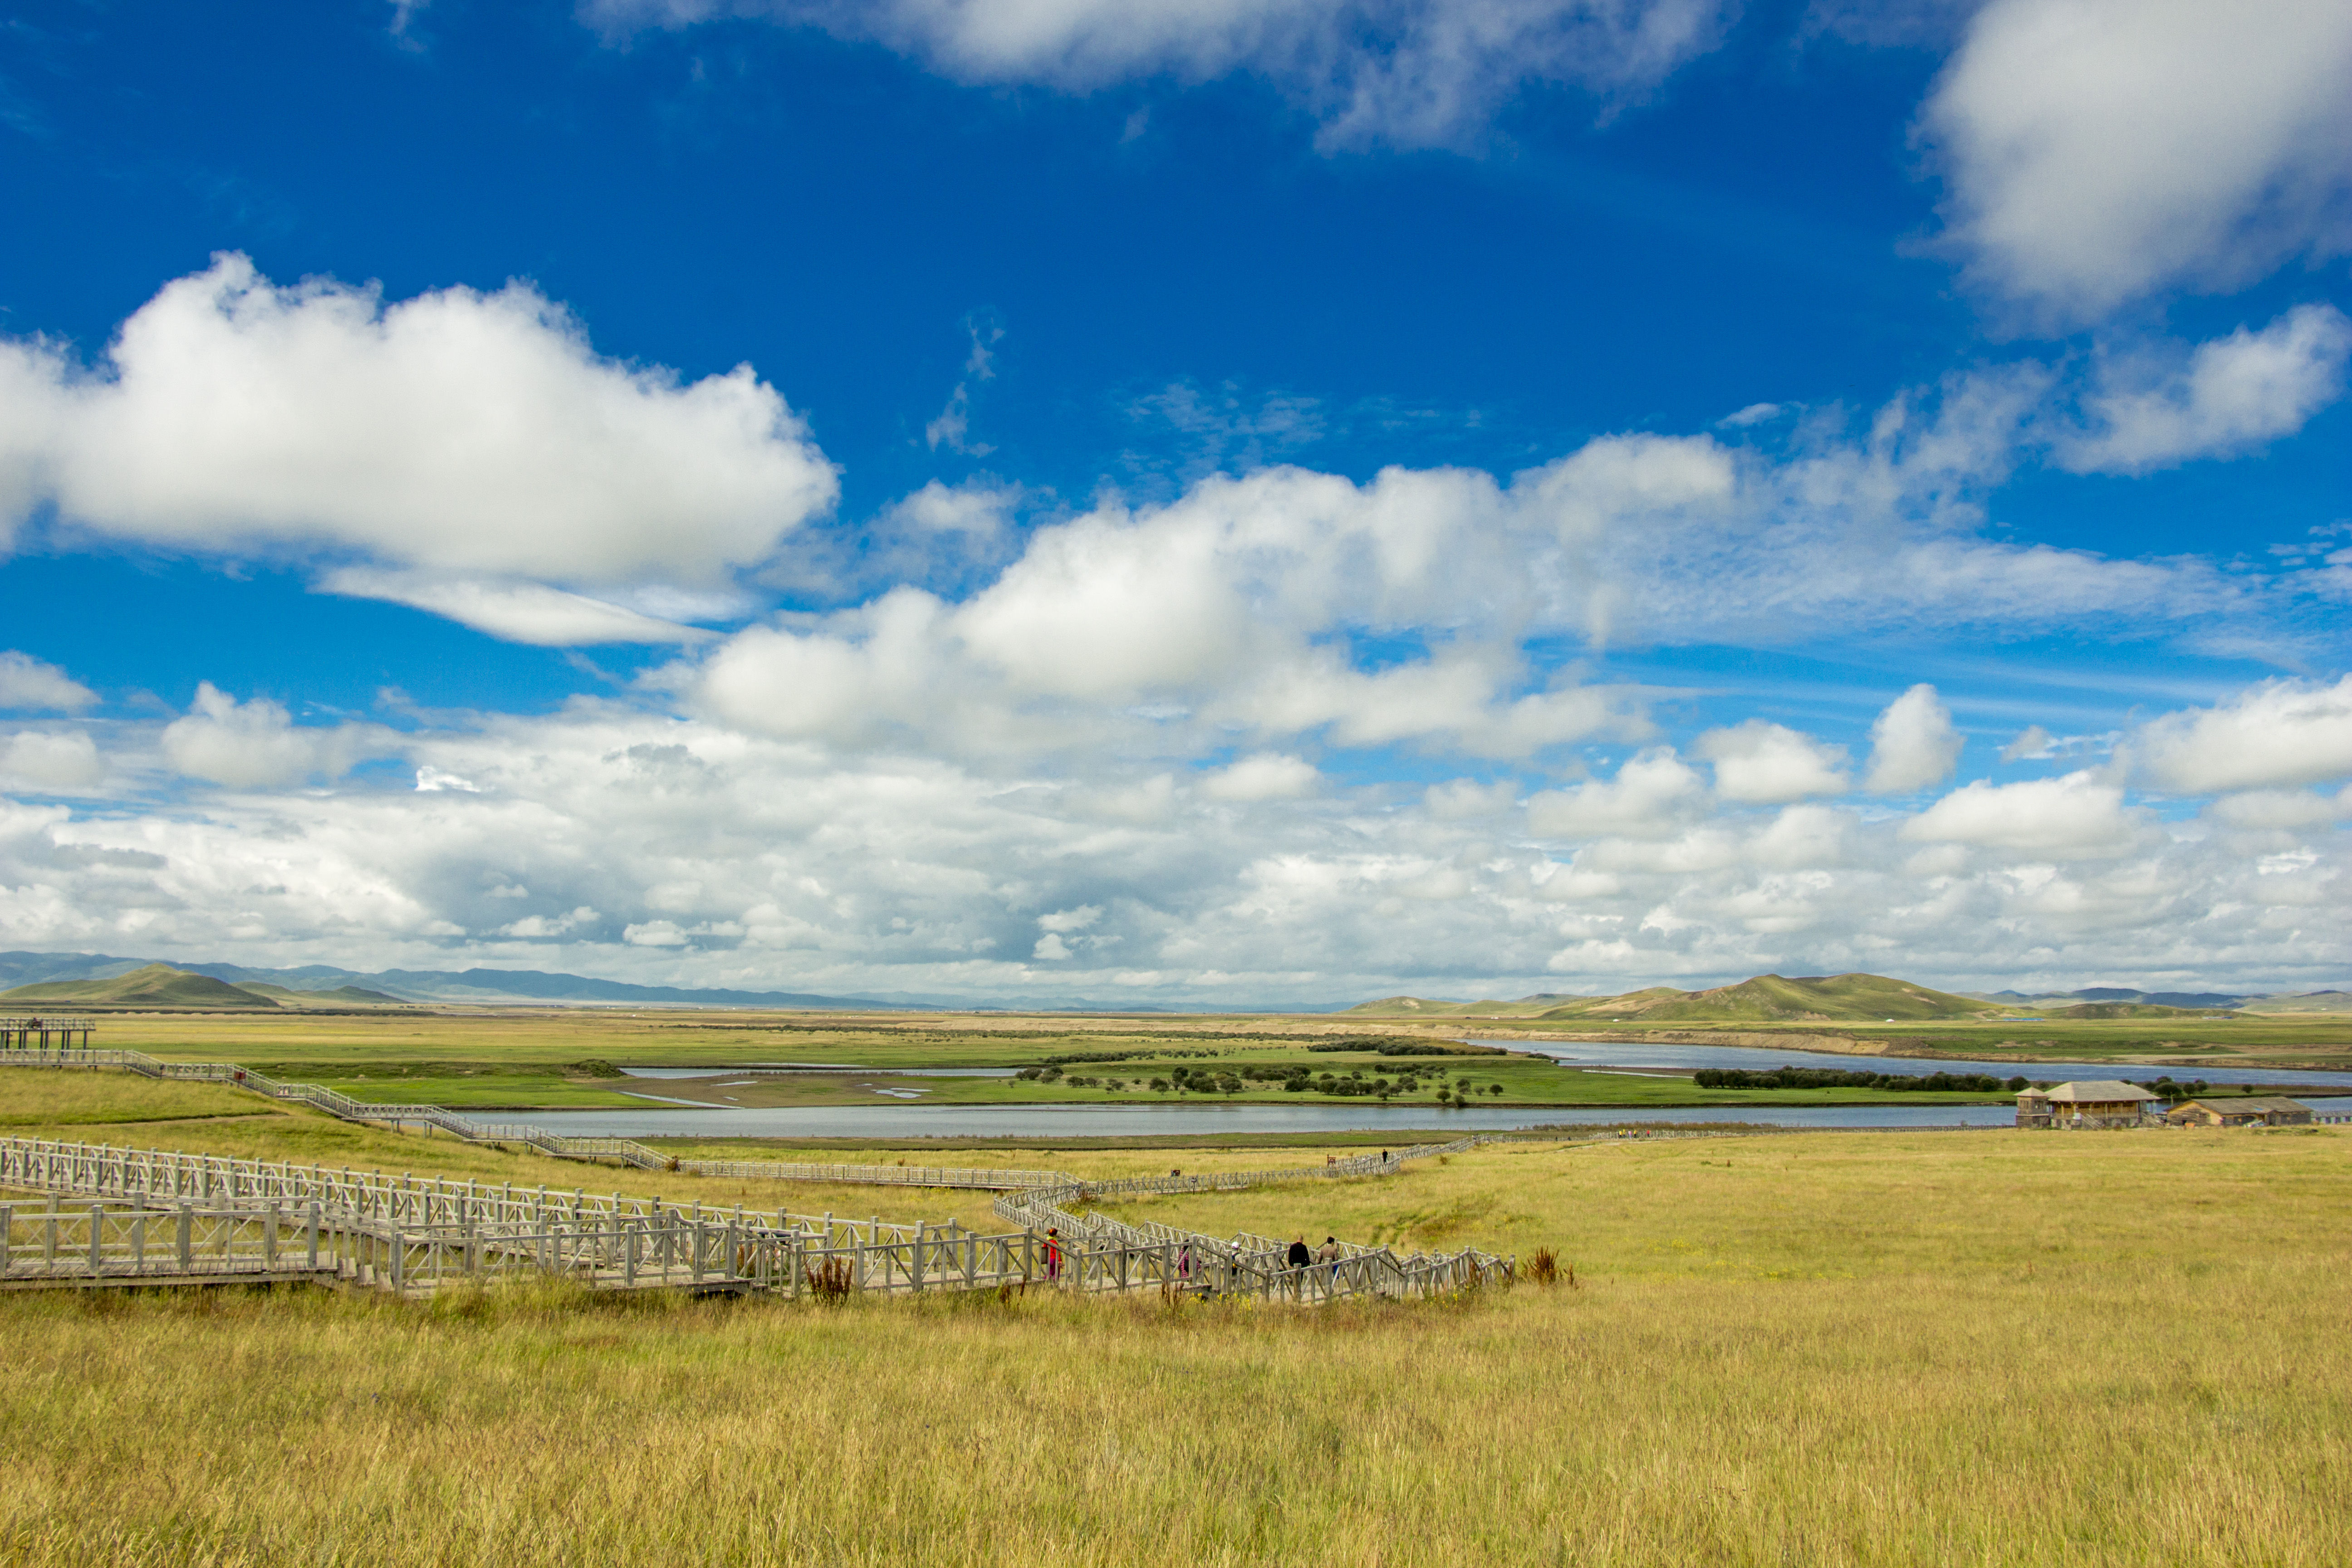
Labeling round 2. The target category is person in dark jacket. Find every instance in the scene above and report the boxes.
[1286,1235,1312,1269]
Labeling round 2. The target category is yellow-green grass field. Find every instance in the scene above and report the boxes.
[1455,1013,2352,1072]
[28,1009,2305,1112]
[0,1066,2348,1564]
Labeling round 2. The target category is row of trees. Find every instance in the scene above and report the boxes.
[1014,1058,1509,1101]
[1695,1067,2220,1100]
[1692,1067,2024,1093]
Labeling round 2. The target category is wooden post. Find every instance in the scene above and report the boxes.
[307,1203,320,1270]
[177,1205,192,1272]
[0,1204,10,1276]
[88,1202,103,1272]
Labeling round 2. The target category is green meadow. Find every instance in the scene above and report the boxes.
[32,1006,2342,1114]
[0,1067,2347,1564]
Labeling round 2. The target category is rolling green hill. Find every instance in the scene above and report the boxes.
[234,982,408,1006]
[2239,991,2352,1015]
[2,963,280,1009]
[2051,1002,2231,1020]
[1348,973,1996,1024]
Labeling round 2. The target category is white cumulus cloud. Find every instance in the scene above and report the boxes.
[2133,675,2352,793]
[1,730,104,790]
[1902,770,2141,857]
[2206,787,2352,831]
[1921,0,2352,318]
[0,652,98,712]
[1201,754,1321,802]
[1694,720,1849,804]
[1863,684,1964,793]
[160,683,399,789]
[0,255,836,595]
[2058,306,2352,474]
[1527,749,1707,839]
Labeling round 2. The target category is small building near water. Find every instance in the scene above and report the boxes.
[2016,1081,2159,1129]
[2165,1096,2313,1128]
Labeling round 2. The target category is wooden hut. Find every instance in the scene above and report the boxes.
[2164,1096,2313,1128]
[2016,1081,2157,1129]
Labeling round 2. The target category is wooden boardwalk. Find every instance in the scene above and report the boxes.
[0,1035,1518,1302]
[0,1135,1512,1302]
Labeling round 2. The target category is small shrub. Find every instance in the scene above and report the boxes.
[807,1258,854,1301]
[1527,1248,1559,1286]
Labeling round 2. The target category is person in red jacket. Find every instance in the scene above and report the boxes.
[1044,1227,1063,1283]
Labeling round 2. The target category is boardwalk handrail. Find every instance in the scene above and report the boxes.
[0,1134,1498,1303]
[1,1050,1516,1302]
[990,1135,1514,1302]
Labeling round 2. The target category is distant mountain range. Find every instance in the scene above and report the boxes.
[0,951,920,1010]
[4,948,2342,1017]
[1345,973,2352,1022]
[1970,987,2251,1009]
[1347,973,1998,1023]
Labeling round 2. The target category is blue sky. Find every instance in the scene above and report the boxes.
[1,0,2347,1001]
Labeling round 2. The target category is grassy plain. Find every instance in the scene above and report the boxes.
[1455,1013,2352,1071]
[49,1008,2323,1113]
[1,1066,2348,1565]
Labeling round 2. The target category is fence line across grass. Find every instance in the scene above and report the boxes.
[0,1132,1512,1302]
[0,1035,1522,1301]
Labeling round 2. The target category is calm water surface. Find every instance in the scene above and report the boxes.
[514,1099,2352,1140]
[514,1036,2352,1138]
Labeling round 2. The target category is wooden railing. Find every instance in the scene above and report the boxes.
[990,1138,1514,1302]
[0,1196,342,1285]
[1,1046,1520,1303]
[0,1134,1509,1303]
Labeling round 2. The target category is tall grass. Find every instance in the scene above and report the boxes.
[1,1081,2347,1564]
[0,1253,2343,1565]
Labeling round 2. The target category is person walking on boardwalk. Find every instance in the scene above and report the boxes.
[1286,1234,1311,1270]
[1316,1235,1342,1284]
[1044,1227,1063,1284]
